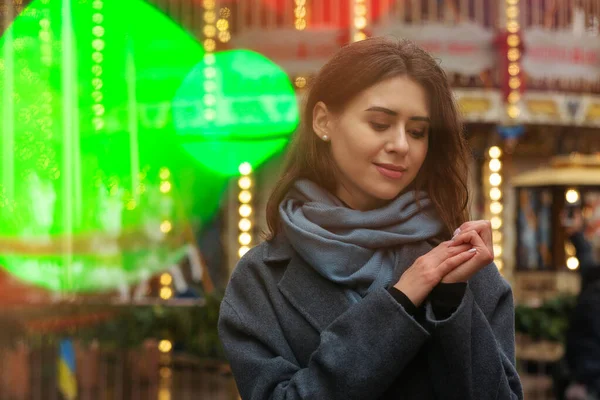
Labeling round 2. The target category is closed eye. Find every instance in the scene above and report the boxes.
[409,129,427,138]
[370,122,389,132]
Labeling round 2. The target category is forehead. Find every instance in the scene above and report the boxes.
[348,75,429,117]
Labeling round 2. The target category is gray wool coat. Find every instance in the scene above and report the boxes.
[218,234,524,399]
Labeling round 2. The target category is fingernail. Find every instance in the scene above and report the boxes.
[452,228,461,238]
[468,248,477,253]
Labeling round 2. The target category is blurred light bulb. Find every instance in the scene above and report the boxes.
[238,177,252,190]
[239,190,252,203]
[490,187,502,201]
[567,257,580,270]
[238,246,250,258]
[566,189,579,204]
[489,173,502,186]
[159,340,172,353]
[239,218,252,232]
[239,162,252,175]
[239,232,252,246]
[489,159,502,172]
[488,146,502,159]
[490,202,503,214]
[491,216,503,229]
[239,204,252,217]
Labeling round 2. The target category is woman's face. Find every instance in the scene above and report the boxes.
[313,75,430,210]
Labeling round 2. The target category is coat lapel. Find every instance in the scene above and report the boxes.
[277,253,353,333]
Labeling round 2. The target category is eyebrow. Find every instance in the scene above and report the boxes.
[365,106,430,122]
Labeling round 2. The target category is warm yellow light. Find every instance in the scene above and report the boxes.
[565,242,576,257]
[354,32,367,42]
[239,190,252,204]
[508,91,521,104]
[355,3,367,16]
[295,76,307,88]
[203,25,216,37]
[295,19,307,30]
[160,181,172,193]
[239,232,252,246]
[160,287,173,300]
[507,105,521,119]
[489,173,502,186]
[509,77,521,90]
[238,246,250,258]
[203,11,216,23]
[239,218,252,232]
[158,340,172,353]
[491,216,503,229]
[566,189,580,204]
[216,19,229,31]
[238,176,252,189]
[490,202,504,215]
[354,16,367,30]
[506,6,519,20]
[203,0,216,8]
[218,31,231,43]
[495,259,504,270]
[160,220,172,233]
[488,146,502,159]
[493,230,503,243]
[239,204,252,217]
[489,159,502,172]
[159,168,170,180]
[294,7,307,18]
[508,63,520,77]
[160,273,172,286]
[204,39,216,52]
[507,21,520,33]
[238,162,252,175]
[219,7,231,18]
[490,187,502,201]
[507,48,520,62]
[493,244,503,257]
[567,256,580,270]
[507,0,519,5]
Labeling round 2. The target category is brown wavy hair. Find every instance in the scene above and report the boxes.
[266,37,471,240]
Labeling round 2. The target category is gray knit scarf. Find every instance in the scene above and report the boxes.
[279,179,445,303]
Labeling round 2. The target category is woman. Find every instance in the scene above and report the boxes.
[218,37,523,399]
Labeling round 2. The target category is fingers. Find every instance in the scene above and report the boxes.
[437,248,478,278]
[430,241,471,264]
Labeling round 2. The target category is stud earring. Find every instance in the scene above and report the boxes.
[321,135,329,142]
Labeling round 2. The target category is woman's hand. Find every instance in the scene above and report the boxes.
[443,220,495,283]
[393,241,477,307]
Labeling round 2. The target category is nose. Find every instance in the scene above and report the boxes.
[385,124,409,155]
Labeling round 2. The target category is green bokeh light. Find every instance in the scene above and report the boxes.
[172,50,299,176]
[0,0,225,293]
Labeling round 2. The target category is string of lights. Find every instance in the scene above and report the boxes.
[487,146,504,272]
[238,162,253,258]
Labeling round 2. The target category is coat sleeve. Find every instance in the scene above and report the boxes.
[423,264,524,400]
[218,262,431,400]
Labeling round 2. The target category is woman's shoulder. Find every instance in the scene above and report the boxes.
[225,234,295,296]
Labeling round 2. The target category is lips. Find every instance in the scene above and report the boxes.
[374,163,407,180]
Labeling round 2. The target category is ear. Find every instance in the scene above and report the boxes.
[312,101,332,141]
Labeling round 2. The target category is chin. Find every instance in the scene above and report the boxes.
[367,184,406,201]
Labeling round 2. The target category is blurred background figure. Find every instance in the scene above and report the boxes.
[564,208,600,400]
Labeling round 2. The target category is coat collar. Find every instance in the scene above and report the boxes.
[265,234,352,332]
